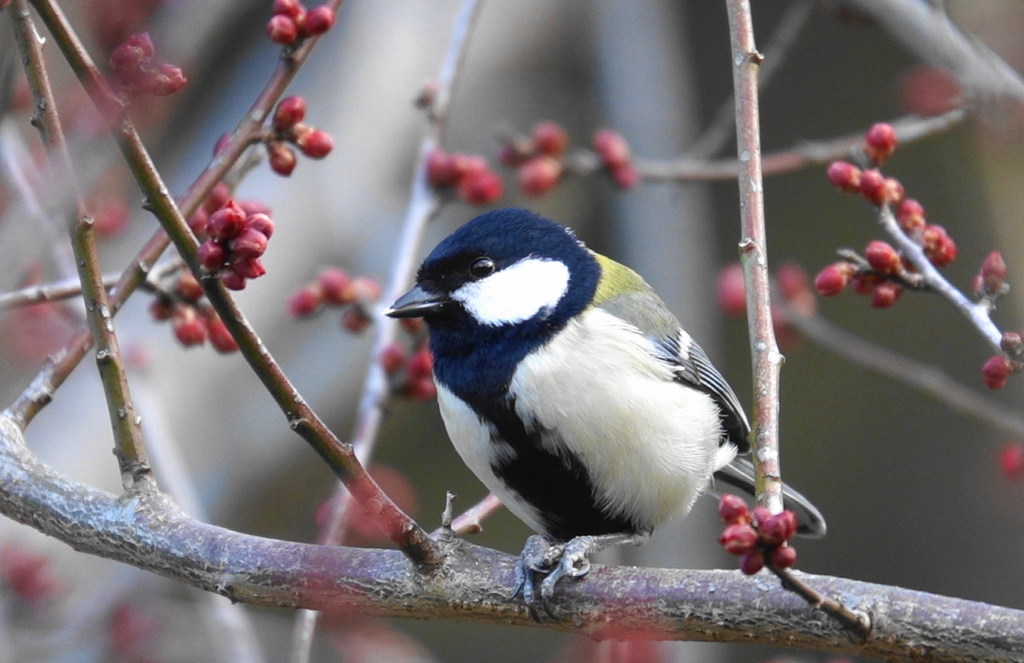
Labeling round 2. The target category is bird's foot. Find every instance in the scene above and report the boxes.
[512,535,596,619]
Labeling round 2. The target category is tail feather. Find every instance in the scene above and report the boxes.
[712,458,826,538]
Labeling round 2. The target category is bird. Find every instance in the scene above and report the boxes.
[386,207,825,611]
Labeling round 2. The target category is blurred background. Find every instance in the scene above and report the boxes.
[0,0,1022,661]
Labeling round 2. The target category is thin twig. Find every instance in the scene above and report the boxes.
[429,493,503,538]
[10,0,151,489]
[0,273,120,310]
[726,0,783,514]
[780,301,1024,437]
[25,0,437,565]
[770,567,873,638]
[638,109,967,180]
[288,2,486,660]
[877,206,1003,353]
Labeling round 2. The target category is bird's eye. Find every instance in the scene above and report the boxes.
[469,257,495,279]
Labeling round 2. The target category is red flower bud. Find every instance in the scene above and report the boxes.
[426,149,458,187]
[172,307,207,346]
[998,442,1024,481]
[751,506,772,528]
[858,168,887,205]
[273,96,306,131]
[272,0,304,18]
[341,308,372,333]
[883,177,904,205]
[825,161,861,193]
[318,267,352,305]
[380,342,407,375]
[864,122,897,165]
[717,494,749,524]
[150,64,187,96]
[921,225,956,267]
[266,15,299,44]
[148,298,174,321]
[865,240,900,274]
[220,268,247,291]
[301,6,336,36]
[979,251,1007,294]
[231,256,266,280]
[759,511,797,546]
[206,201,247,241]
[230,228,269,260]
[456,169,504,206]
[204,310,238,354]
[343,276,382,304]
[204,183,231,213]
[740,550,764,575]
[769,544,797,570]
[1000,332,1022,354]
[197,240,226,270]
[851,273,880,296]
[610,163,640,189]
[268,142,297,176]
[404,376,438,401]
[245,212,275,239]
[287,284,325,317]
[517,156,562,197]
[716,263,746,318]
[814,263,852,297]
[719,523,758,555]
[532,121,569,156]
[870,282,902,308]
[592,129,630,169]
[983,355,1012,389]
[895,198,926,232]
[296,128,333,159]
[405,347,433,380]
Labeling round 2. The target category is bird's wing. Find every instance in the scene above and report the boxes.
[589,254,751,454]
[651,331,751,454]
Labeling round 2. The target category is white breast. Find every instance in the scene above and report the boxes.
[508,309,732,531]
[435,384,549,534]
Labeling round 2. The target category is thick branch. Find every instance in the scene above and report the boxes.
[0,413,1020,662]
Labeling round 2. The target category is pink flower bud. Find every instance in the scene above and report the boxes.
[719,523,758,555]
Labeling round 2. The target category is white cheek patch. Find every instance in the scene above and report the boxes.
[451,258,570,326]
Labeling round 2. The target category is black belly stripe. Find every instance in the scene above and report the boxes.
[469,393,640,542]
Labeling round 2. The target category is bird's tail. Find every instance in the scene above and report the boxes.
[712,458,827,538]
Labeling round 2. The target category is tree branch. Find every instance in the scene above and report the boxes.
[726,0,783,514]
[0,413,1020,662]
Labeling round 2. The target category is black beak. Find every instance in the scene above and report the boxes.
[385,284,449,318]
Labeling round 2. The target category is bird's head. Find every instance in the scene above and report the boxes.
[386,208,599,337]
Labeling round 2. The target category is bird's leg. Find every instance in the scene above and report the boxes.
[513,532,648,618]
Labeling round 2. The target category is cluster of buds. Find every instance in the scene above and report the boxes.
[716,262,815,352]
[266,96,334,176]
[497,121,569,197]
[266,0,336,45]
[287,267,381,332]
[194,199,275,290]
[109,32,186,97]
[380,338,436,401]
[717,495,798,575]
[425,149,504,205]
[148,272,239,353]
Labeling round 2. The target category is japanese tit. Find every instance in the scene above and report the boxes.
[387,207,825,608]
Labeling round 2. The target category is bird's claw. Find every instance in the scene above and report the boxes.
[512,535,595,619]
